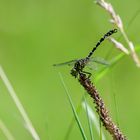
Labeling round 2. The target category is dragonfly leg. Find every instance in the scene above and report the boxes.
[81,70,92,78]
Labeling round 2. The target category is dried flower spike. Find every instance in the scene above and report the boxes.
[95,0,140,67]
[79,73,127,140]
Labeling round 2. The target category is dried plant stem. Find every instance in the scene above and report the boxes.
[108,37,129,54]
[79,73,127,140]
[0,66,40,140]
[95,0,140,67]
[120,30,140,66]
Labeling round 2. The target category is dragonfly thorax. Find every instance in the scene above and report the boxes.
[70,58,89,78]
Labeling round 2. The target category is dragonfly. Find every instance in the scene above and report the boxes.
[53,29,117,78]
[53,57,110,69]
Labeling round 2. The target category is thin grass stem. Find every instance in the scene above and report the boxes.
[82,101,106,140]
[64,103,82,140]
[59,72,87,140]
[0,119,15,140]
[0,66,40,140]
[83,94,94,140]
[99,119,102,140]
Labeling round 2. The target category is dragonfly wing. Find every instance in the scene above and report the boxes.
[87,63,98,71]
[89,57,110,66]
[53,59,77,67]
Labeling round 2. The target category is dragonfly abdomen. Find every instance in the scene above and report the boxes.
[87,29,117,58]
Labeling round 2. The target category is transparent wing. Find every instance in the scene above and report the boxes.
[53,59,77,67]
[86,57,110,71]
[87,63,98,71]
[89,57,110,66]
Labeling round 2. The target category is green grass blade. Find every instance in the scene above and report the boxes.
[83,94,94,140]
[82,101,106,140]
[95,45,140,82]
[95,53,124,82]
[99,119,102,140]
[109,70,120,126]
[59,72,87,140]
[64,102,82,140]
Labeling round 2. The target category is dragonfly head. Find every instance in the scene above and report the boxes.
[70,68,78,78]
[71,60,84,78]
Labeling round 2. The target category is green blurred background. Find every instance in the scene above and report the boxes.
[0,0,140,139]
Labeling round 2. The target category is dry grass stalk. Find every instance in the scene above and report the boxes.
[79,73,127,140]
[108,37,129,54]
[95,0,140,67]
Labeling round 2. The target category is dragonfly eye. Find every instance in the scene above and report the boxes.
[71,68,78,78]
